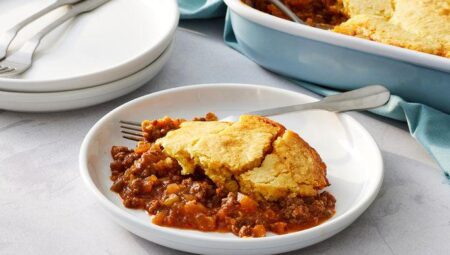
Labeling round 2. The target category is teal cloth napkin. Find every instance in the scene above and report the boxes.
[178,0,226,19]
[178,1,450,178]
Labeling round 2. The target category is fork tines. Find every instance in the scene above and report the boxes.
[120,120,144,141]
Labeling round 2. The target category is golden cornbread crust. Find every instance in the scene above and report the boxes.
[157,121,231,175]
[238,131,328,201]
[334,0,450,58]
[157,115,285,190]
[193,115,285,174]
[157,115,329,200]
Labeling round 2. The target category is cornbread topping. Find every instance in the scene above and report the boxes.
[110,113,335,237]
[334,0,450,58]
[244,0,450,57]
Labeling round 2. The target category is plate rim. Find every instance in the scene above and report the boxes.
[0,42,173,112]
[79,83,384,244]
[0,0,179,92]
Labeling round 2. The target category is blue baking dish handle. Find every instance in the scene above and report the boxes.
[224,10,241,52]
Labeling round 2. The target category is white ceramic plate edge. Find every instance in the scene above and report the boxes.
[224,0,450,73]
[79,84,384,254]
[0,42,173,112]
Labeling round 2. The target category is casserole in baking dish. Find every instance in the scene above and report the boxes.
[243,0,450,58]
[224,0,450,114]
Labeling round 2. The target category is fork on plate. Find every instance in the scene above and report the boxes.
[0,0,110,77]
[119,85,391,141]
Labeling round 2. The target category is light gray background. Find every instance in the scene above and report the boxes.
[1,19,449,255]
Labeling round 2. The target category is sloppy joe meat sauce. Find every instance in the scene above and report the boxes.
[242,0,349,28]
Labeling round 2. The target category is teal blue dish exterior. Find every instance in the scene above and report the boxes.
[228,11,450,114]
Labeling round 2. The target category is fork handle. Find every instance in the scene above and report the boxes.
[8,0,82,32]
[17,0,111,61]
[246,85,391,116]
[0,0,82,59]
[268,0,305,25]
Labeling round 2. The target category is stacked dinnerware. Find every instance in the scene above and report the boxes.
[0,0,179,112]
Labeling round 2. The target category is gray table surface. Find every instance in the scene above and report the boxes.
[1,19,449,255]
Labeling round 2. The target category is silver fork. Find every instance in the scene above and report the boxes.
[0,0,83,60]
[119,85,390,141]
[267,0,306,25]
[0,0,110,77]
[266,0,334,29]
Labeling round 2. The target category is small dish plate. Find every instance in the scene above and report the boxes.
[0,42,173,112]
[0,0,178,92]
[80,84,383,255]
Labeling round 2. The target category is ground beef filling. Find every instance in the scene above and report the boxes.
[243,0,349,28]
[110,115,335,238]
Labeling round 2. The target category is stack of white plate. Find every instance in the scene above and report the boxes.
[0,0,179,112]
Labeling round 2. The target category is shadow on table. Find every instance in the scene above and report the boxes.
[179,18,225,42]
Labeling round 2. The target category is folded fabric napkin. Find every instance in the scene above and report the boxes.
[178,0,226,19]
[178,0,450,178]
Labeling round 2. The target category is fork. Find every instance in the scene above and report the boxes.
[0,0,83,61]
[267,0,334,29]
[0,0,110,77]
[267,0,306,25]
[119,85,390,141]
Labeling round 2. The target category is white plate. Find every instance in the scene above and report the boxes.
[79,84,384,255]
[0,42,173,112]
[0,0,178,92]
